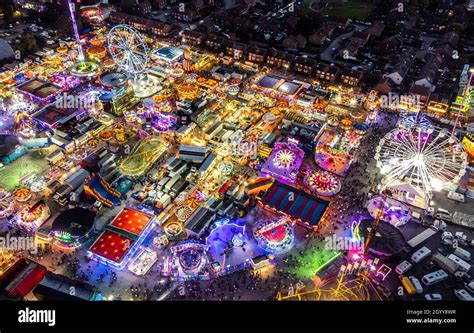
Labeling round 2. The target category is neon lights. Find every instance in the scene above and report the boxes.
[350,220,361,243]
[253,217,294,254]
[67,0,84,60]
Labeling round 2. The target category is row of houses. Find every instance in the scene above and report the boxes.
[374,32,462,112]
[109,11,173,36]
[181,30,365,86]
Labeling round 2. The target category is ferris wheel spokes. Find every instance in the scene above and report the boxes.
[108,24,149,76]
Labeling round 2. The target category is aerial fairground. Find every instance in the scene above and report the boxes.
[0,0,473,330]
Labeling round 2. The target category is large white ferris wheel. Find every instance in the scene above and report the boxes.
[108,24,149,75]
[375,124,468,197]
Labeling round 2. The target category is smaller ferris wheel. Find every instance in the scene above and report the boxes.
[107,24,149,75]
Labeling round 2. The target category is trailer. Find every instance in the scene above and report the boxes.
[407,228,437,248]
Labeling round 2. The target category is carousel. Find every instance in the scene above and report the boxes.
[253,217,294,254]
[176,83,199,100]
[305,169,342,196]
[13,188,32,202]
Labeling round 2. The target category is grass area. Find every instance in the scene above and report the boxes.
[284,246,341,280]
[321,0,375,20]
[0,148,51,191]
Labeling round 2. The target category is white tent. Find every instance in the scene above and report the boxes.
[385,180,428,209]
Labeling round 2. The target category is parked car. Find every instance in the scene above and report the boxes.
[425,293,442,301]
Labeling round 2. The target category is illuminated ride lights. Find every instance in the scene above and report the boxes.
[193,190,208,202]
[50,207,95,249]
[375,124,468,197]
[16,201,50,231]
[217,161,234,176]
[350,220,361,243]
[108,25,148,75]
[261,140,304,182]
[86,45,107,60]
[99,72,128,88]
[400,115,432,130]
[314,133,354,177]
[305,169,342,196]
[184,73,198,82]
[13,188,32,202]
[170,241,209,280]
[128,247,157,276]
[56,45,68,54]
[274,150,296,169]
[227,85,240,96]
[84,174,121,208]
[327,115,339,127]
[67,0,84,60]
[163,221,184,238]
[66,0,100,78]
[367,196,411,228]
[253,217,294,254]
[0,199,14,218]
[7,97,37,115]
[176,83,199,99]
[204,178,219,192]
[151,112,177,132]
[118,137,166,177]
[68,61,99,77]
[70,149,89,162]
[153,234,169,248]
[29,177,47,193]
[175,205,193,222]
[131,73,161,99]
[50,72,81,90]
[205,218,247,258]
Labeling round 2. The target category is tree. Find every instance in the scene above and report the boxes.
[41,2,87,37]
[449,23,464,34]
[120,0,137,13]
[20,32,38,53]
[1,0,15,23]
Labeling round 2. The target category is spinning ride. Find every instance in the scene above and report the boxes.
[305,169,342,196]
[253,217,294,254]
